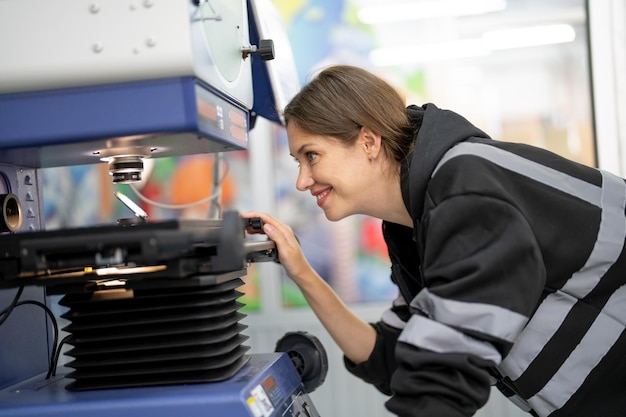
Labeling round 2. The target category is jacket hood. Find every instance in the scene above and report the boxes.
[401,103,491,222]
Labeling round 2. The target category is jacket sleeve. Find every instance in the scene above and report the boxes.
[386,187,546,416]
[344,319,402,395]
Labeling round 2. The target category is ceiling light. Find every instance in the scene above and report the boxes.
[357,0,507,24]
[482,24,576,50]
[370,39,490,66]
[370,24,576,66]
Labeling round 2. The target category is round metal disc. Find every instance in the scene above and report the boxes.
[199,0,245,82]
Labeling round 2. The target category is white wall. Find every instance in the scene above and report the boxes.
[589,0,626,174]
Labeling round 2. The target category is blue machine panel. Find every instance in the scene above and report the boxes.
[0,77,249,168]
[0,353,318,417]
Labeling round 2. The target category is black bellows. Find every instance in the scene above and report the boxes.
[59,276,249,391]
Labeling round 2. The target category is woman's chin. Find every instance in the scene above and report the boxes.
[322,209,349,222]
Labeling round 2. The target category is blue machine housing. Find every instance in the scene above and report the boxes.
[0,353,317,417]
[0,1,313,415]
[0,76,250,168]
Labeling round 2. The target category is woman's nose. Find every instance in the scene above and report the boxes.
[296,166,314,191]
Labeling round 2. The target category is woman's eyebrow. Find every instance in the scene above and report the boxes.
[291,144,313,157]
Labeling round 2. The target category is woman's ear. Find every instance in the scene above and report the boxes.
[359,126,382,160]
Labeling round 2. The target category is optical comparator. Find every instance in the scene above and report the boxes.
[0,1,327,416]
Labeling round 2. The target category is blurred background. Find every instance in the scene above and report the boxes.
[43,0,625,416]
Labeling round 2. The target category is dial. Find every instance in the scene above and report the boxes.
[198,0,245,82]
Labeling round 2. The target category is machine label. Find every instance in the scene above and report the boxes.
[247,384,275,417]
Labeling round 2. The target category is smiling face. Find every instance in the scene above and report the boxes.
[282,65,416,226]
[287,122,377,221]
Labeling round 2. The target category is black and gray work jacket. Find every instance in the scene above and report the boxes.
[346,103,626,417]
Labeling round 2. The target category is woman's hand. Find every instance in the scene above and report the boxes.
[240,211,377,364]
[241,211,312,284]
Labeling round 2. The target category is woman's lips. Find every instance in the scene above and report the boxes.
[314,188,331,207]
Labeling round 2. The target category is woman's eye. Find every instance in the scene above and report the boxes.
[306,152,318,162]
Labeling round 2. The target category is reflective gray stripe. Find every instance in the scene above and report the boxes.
[381,308,407,330]
[507,394,533,412]
[432,142,602,207]
[528,292,626,416]
[434,143,626,414]
[500,170,626,381]
[560,170,626,298]
[499,291,576,379]
[501,170,626,416]
[393,294,408,307]
[399,314,502,363]
[411,289,527,343]
[381,295,408,329]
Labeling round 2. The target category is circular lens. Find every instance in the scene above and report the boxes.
[108,156,144,184]
[0,194,22,232]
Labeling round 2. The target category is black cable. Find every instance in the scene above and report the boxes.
[1,290,63,379]
[0,286,24,326]
[11,300,59,379]
[51,334,72,377]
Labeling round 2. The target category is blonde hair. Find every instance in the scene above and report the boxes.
[283,65,416,164]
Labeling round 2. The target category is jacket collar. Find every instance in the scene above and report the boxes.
[401,103,491,223]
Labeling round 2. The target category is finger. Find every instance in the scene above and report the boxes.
[242,212,284,231]
[241,212,272,234]
[240,212,297,247]
[263,223,301,254]
[241,211,263,218]
[241,212,277,227]
[262,222,284,243]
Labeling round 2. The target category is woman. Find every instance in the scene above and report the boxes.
[242,65,626,417]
